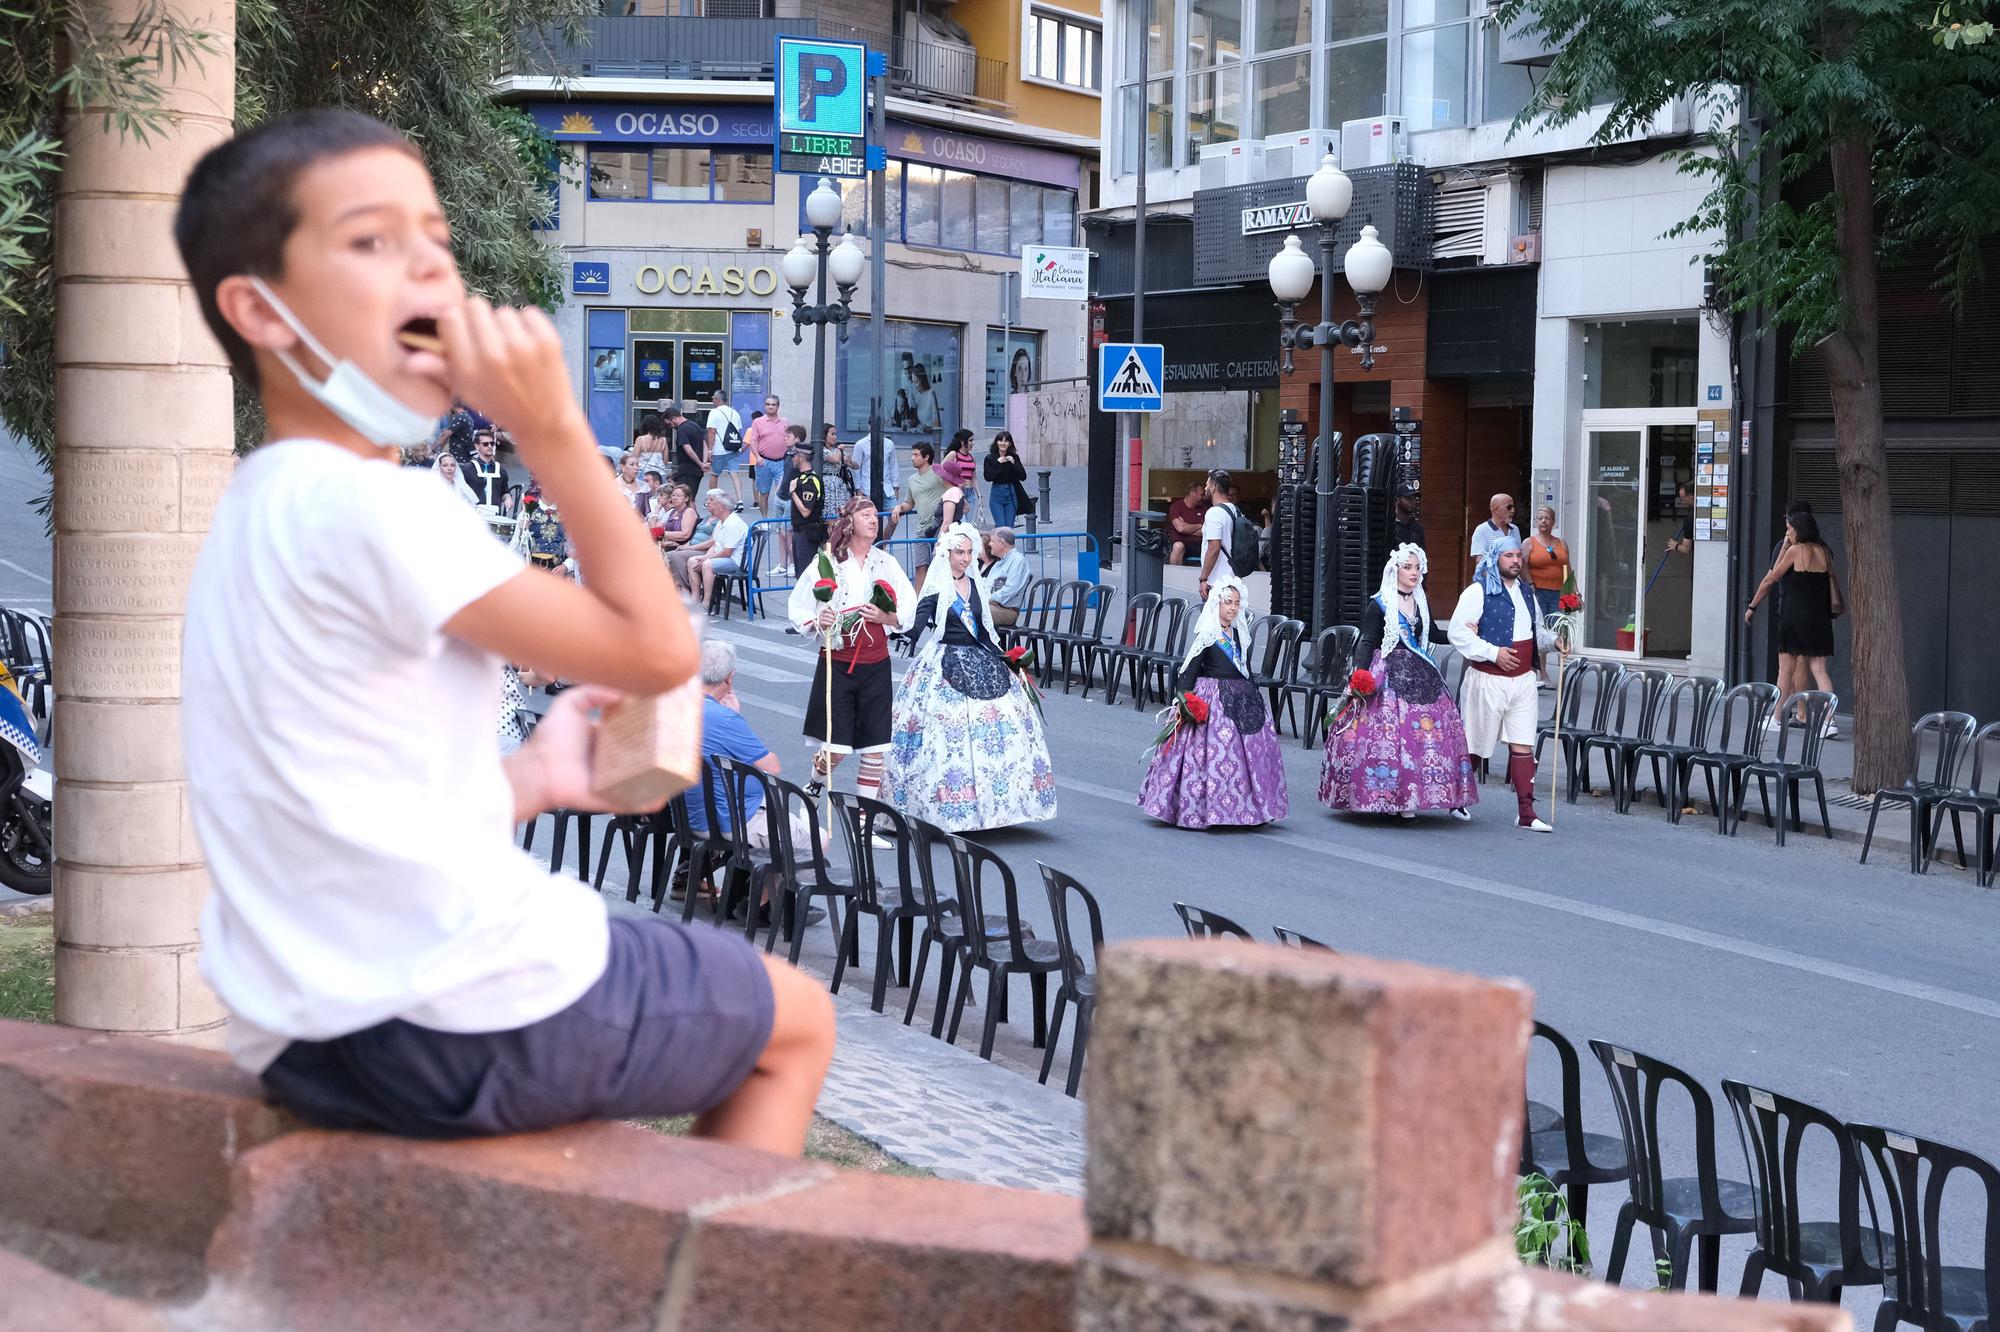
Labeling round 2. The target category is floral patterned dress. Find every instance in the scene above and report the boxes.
[885,584,1057,832]
[1319,596,1479,814]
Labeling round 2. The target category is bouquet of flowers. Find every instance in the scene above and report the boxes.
[1003,644,1045,719]
[1147,689,1210,759]
[839,578,899,641]
[1328,666,1378,735]
[1546,570,1584,655]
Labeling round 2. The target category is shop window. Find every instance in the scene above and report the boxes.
[585,145,774,202]
[905,164,942,246]
[1011,183,1044,250]
[838,319,962,448]
[1042,188,1076,245]
[985,328,1043,427]
[1582,320,1700,410]
[976,177,1012,254]
[941,171,978,251]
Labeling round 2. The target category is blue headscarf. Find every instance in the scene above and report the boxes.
[1475,529,1524,596]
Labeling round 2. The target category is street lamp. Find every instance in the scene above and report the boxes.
[786,177,866,471]
[1266,153,1396,630]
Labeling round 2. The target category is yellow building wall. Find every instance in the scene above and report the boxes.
[955,0,1103,140]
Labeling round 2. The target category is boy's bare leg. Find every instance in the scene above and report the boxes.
[692,955,835,1155]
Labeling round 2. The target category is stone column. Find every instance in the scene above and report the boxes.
[51,0,237,1040]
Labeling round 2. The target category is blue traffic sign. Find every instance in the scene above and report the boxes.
[1098,342,1165,413]
[776,38,868,178]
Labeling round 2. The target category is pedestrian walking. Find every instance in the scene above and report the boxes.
[1137,574,1290,829]
[1524,505,1570,688]
[886,523,1057,832]
[746,393,791,517]
[1320,544,1477,820]
[704,388,746,504]
[1746,508,1844,736]
[788,496,917,804]
[1447,533,1554,832]
[1468,493,1521,573]
[984,430,1030,529]
[938,428,979,517]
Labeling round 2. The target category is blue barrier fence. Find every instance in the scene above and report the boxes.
[732,518,1099,621]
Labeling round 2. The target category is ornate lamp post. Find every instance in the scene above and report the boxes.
[1267,154,1396,630]
[785,177,868,471]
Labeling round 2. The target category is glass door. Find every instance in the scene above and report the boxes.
[1583,427,1643,653]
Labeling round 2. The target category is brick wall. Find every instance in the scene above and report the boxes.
[0,945,1849,1332]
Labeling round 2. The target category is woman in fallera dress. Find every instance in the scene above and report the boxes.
[886,523,1057,831]
[1320,544,1478,820]
[1137,574,1289,829]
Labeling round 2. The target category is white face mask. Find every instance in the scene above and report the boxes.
[249,276,441,448]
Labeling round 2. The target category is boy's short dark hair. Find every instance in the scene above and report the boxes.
[912,442,936,463]
[1208,468,1233,490]
[174,110,421,391]
[785,424,808,442]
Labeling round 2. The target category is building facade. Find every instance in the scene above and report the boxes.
[501,2,1100,467]
[1094,0,1735,672]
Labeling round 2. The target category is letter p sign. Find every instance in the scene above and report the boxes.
[798,53,846,121]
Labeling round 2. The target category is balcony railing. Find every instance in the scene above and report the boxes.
[512,17,1011,112]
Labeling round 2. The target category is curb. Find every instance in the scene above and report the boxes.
[0,897,52,918]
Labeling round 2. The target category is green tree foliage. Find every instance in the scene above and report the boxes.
[1495,0,2000,789]
[1,0,592,472]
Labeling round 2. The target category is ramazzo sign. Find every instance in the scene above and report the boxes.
[1240,201,1314,236]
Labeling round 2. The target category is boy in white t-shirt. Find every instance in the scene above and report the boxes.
[171,110,832,1146]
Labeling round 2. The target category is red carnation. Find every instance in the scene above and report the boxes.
[648,524,666,541]
[1183,691,1210,724]
[1005,645,1027,663]
[812,578,838,602]
[870,579,898,613]
[1559,592,1582,612]
[1349,668,1377,696]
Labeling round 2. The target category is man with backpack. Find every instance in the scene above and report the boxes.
[1198,469,1259,599]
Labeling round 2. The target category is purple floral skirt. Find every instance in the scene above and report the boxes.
[1138,677,1289,829]
[1319,648,1479,814]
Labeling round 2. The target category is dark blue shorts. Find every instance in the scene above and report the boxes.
[261,916,774,1139]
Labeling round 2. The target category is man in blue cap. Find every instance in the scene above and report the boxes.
[1447,532,1553,832]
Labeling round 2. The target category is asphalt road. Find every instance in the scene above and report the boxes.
[0,435,50,616]
[697,607,2000,1305]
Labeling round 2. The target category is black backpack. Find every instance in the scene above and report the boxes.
[1221,502,1259,577]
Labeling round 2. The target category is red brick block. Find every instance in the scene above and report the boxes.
[680,1172,1086,1330]
[1509,1270,1853,1332]
[202,1125,830,1332]
[0,1247,171,1332]
[0,1023,294,1295]
[1086,940,1532,1288]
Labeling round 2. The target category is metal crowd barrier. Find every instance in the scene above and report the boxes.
[735,518,1099,621]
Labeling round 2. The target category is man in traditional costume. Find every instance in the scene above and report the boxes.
[1447,533,1553,833]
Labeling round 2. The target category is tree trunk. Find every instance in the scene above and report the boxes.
[1816,126,1911,794]
[51,0,236,1039]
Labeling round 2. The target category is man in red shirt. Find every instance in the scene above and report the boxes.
[745,393,791,518]
[1165,481,1209,565]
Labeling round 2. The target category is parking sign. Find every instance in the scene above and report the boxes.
[776,38,868,178]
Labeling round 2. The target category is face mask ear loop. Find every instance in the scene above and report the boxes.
[246,275,340,386]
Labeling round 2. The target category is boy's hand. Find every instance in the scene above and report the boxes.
[439,297,583,448]
[507,684,628,818]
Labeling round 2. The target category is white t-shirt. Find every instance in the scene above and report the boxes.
[848,434,899,495]
[706,403,745,453]
[1201,502,1233,557]
[710,511,751,560]
[182,440,610,1073]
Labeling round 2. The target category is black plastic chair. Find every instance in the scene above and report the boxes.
[1578,667,1672,811]
[677,762,742,925]
[1272,926,1333,950]
[1250,617,1307,737]
[1038,864,1104,1097]
[1685,682,1780,835]
[1849,1122,2000,1332]
[707,755,776,934]
[827,793,926,1013]
[1536,658,1625,796]
[1721,1079,1888,1304]
[901,816,1010,1037]
[1520,1022,1630,1229]
[1731,690,1838,845]
[1044,584,1114,693]
[1132,596,1194,711]
[1298,624,1360,750]
[707,525,758,621]
[1174,901,1254,941]
[760,777,852,964]
[998,577,1058,653]
[1590,1039,1757,1292]
[1862,711,1979,873]
[940,834,1061,1060]
[1094,592,1161,703]
[1630,674,1726,821]
[646,794,713,917]
[521,806,595,881]
[1926,721,2000,886]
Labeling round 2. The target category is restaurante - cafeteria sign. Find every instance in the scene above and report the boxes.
[1241,200,1312,235]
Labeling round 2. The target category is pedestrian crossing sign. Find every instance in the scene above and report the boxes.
[1098,342,1164,413]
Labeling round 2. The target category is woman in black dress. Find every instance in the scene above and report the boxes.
[1745,510,1844,736]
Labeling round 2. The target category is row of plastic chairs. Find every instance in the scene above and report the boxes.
[1171,900,1332,952]
[521,754,1108,1097]
[1524,1021,1997,1327]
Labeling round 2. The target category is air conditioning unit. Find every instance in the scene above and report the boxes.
[1430,175,1531,266]
[1339,116,1408,169]
[1262,128,1336,181]
[1199,140,1267,190]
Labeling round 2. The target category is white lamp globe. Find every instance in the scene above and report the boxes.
[1343,223,1393,295]
[828,232,866,287]
[780,235,818,292]
[805,176,845,230]
[1305,154,1353,223]
[1267,234,1316,303]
